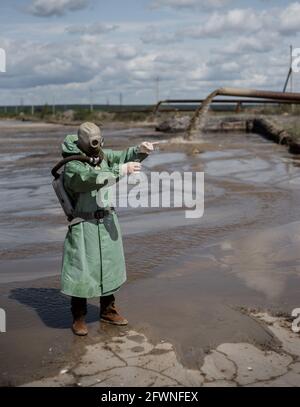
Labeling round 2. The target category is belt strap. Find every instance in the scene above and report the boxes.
[74,208,114,220]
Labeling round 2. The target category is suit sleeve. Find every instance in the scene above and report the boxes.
[63,161,120,194]
[105,146,145,166]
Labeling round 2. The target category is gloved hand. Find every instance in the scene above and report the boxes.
[138,142,154,154]
[121,162,142,175]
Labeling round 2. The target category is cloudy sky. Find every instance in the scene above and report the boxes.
[0,0,300,105]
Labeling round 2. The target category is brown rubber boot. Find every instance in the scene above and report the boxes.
[71,297,88,336]
[100,295,128,326]
[72,316,88,336]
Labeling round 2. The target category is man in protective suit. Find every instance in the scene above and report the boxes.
[60,122,154,336]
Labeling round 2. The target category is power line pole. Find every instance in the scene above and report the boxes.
[52,96,56,115]
[290,45,295,113]
[155,76,160,103]
[89,88,94,113]
[290,45,293,93]
[119,92,123,106]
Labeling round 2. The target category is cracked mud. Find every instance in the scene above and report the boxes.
[22,313,300,387]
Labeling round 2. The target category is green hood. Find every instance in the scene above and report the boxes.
[62,134,82,157]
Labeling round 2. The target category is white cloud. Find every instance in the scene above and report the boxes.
[0,35,141,92]
[279,2,300,35]
[179,8,264,39]
[66,22,118,35]
[1,1,300,104]
[150,0,231,10]
[140,26,180,44]
[28,0,89,17]
[220,32,279,55]
[115,45,138,60]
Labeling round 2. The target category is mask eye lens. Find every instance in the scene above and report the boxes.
[91,139,99,147]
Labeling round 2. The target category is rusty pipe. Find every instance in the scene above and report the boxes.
[186,87,300,140]
[214,87,300,100]
[154,98,300,113]
[154,94,300,114]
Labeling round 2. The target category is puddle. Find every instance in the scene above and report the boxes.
[150,220,300,310]
[145,152,187,168]
[1,125,300,300]
[2,123,300,386]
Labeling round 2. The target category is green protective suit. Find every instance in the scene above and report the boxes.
[60,134,141,298]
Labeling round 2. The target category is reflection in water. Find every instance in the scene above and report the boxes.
[165,220,300,307]
[218,221,300,301]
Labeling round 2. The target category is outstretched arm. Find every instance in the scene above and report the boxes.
[105,142,155,166]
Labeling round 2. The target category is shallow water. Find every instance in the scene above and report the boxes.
[1,128,300,300]
[1,123,300,383]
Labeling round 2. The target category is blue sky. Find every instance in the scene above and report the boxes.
[0,0,300,105]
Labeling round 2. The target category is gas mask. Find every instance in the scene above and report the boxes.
[77,122,104,158]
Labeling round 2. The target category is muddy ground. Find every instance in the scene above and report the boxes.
[1,118,300,386]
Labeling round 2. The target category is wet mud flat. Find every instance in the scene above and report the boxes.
[1,120,300,386]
